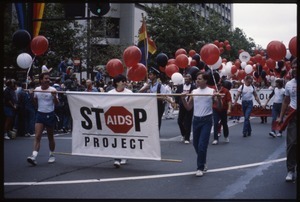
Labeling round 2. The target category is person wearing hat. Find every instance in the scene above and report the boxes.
[139,67,173,131]
[108,74,133,168]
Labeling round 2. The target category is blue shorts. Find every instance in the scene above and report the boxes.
[36,111,56,127]
[4,106,16,117]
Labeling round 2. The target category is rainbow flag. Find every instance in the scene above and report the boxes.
[137,18,157,65]
[33,3,45,37]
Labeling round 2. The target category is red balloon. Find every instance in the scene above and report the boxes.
[219,47,224,54]
[200,43,220,65]
[234,60,241,69]
[213,40,219,47]
[263,64,269,72]
[165,64,179,78]
[190,59,197,67]
[224,40,229,46]
[175,54,189,69]
[266,58,276,69]
[237,70,246,80]
[30,35,48,56]
[175,48,187,57]
[231,65,238,74]
[288,36,297,57]
[225,44,231,51]
[219,42,224,48]
[266,41,286,61]
[188,49,196,57]
[167,58,176,65]
[127,63,147,81]
[106,59,124,77]
[123,46,142,67]
[255,54,263,64]
[261,56,266,67]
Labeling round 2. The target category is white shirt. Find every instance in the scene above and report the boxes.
[273,88,285,104]
[238,84,254,101]
[107,88,133,94]
[192,87,214,117]
[34,86,58,113]
[284,78,297,110]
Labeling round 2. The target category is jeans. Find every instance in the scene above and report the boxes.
[242,100,253,135]
[192,114,213,171]
[177,105,193,141]
[271,103,282,132]
[213,109,228,140]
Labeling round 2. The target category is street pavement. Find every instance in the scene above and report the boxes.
[3,111,297,200]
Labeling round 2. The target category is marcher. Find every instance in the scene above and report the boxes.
[107,74,132,168]
[211,76,232,145]
[277,59,297,182]
[3,79,17,140]
[85,79,98,92]
[181,72,222,177]
[27,72,59,166]
[263,79,285,137]
[139,67,173,131]
[233,75,262,137]
[175,74,196,144]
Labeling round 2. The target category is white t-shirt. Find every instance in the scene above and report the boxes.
[107,88,133,94]
[192,87,214,117]
[34,86,58,113]
[273,88,285,104]
[238,84,254,101]
[284,78,297,110]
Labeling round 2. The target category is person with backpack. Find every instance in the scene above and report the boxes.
[233,75,262,137]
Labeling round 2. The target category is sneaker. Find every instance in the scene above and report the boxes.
[114,160,121,168]
[48,155,56,163]
[9,130,17,139]
[120,159,127,165]
[196,170,204,177]
[217,133,221,137]
[24,133,31,137]
[30,134,35,137]
[212,140,218,145]
[285,171,295,182]
[184,140,190,144]
[276,132,282,137]
[4,134,11,140]
[224,137,229,143]
[27,155,37,166]
[269,131,276,138]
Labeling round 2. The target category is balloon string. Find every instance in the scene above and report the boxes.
[26,56,36,89]
[211,70,218,92]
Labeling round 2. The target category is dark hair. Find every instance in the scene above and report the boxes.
[275,79,284,88]
[196,72,209,81]
[112,74,127,88]
[39,72,50,81]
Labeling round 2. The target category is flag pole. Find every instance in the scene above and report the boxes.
[141,13,149,84]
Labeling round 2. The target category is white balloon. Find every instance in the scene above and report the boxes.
[239,51,251,62]
[244,64,253,74]
[208,57,222,70]
[225,61,233,75]
[241,61,247,69]
[285,49,292,60]
[16,53,32,69]
[171,72,183,85]
[188,56,192,65]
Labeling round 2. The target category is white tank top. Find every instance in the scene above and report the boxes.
[192,87,214,117]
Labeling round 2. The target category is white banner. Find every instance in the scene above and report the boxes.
[66,92,161,160]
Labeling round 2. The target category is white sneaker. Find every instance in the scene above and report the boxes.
[48,155,56,163]
[224,137,230,143]
[184,140,190,144]
[276,132,282,137]
[217,133,221,137]
[4,134,10,140]
[114,160,121,168]
[27,155,37,166]
[269,131,276,138]
[196,170,204,177]
[285,171,295,182]
[212,140,218,145]
[120,159,127,165]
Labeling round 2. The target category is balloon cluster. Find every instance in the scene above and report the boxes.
[213,40,231,54]
[12,29,49,69]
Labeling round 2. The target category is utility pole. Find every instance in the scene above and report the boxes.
[86,3,91,79]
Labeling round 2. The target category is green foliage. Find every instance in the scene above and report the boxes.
[144,3,257,62]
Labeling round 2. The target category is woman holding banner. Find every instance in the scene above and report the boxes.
[181,72,222,177]
[108,74,133,168]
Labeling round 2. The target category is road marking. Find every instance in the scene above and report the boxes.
[4,157,286,186]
